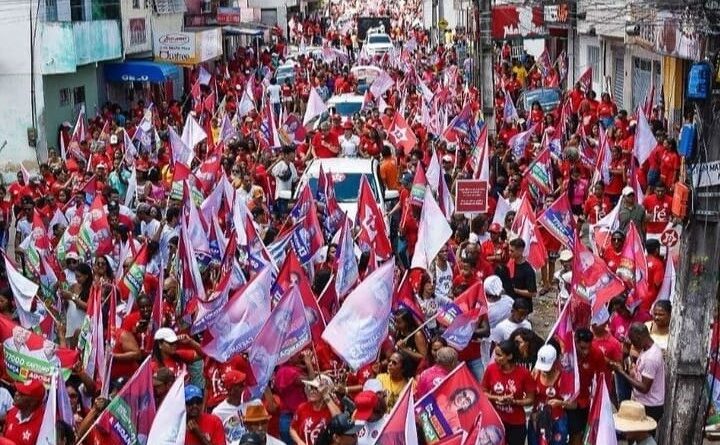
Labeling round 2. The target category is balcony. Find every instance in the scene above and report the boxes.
[41,20,122,75]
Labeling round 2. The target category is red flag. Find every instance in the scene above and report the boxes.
[437,281,488,350]
[393,271,424,322]
[583,375,618,445]
[94,357,156,442]
[374,381,419,445]
[510,196,547,270]
[578,66,593,92]
[289,202,325,264]
[317,274,339,322]
[195,153,222,195]
[356,175,392,259]
[547,299,580,400]
[618,222,650,309]
[190,80,201,102]
[387,112,418,154]
[203,91,216,114]
[415,364,504,442]
[570,233,625,317]
[272,250,326,342]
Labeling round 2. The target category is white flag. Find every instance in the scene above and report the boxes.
[303,87,328,126]
[634,107,657,165]
[238,88,256,117]
[596,378,618,445]
[425,150,441,194]
[123,128,138,164]
[369,70,395,98]
[3,252,41,328]
[147,372,187,445]
[378,95,389,114]
[47,208,69,240]
[411,188,453,270]
[491,195,511,226]
[169,126,193,167]
[180,114,207,150]
[37,372,59,445]
[198,66,212,85]
[124,168,137,208]
[656,256,676,303]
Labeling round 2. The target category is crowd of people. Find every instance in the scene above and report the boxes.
[0,0,696,444]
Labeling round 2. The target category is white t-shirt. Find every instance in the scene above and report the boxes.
[140,218,161,239]
[339,134,360,157]
[271,160,297,199]
[490,318,532,343]
[357,416,388,445]
[433,262,453,300]
[212,399,248,445]
[487,295,514,329]
[267,84,282,104]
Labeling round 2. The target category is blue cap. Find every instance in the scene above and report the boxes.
[184,384,203,402]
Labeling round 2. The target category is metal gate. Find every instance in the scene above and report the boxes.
[632,57,661,111]
[613,50,624,109]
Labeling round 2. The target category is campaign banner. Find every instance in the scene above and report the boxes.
[454,180,488,213]
[0,315,77,385]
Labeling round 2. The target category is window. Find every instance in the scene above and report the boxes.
[587,45,600,83]
[73,86,85,106]
[133,0,140,7]
[59,88,70,106]
[70,0,84,21]
[45,0,57,21]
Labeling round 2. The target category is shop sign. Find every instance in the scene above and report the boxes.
[155,32,196,64]
[491,6,545,39]
[217,7,242,25]
[544,4,569,24]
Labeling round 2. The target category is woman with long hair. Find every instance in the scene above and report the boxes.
[59,262,93,344]
[482,340,536,445]
[511,327,546,371]
[393,308,429,367]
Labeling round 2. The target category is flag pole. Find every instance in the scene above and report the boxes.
[400,312,440,344]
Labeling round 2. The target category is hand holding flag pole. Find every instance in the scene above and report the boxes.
[400,312,439,345]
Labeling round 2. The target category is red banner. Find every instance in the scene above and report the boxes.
[491,6,546,40]
[454,180,488,213]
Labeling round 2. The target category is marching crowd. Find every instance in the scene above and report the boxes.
[0,0,694,444]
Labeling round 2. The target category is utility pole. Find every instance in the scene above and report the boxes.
[567,0,578,84]
[659,56,720,443]
[476,0,494,132]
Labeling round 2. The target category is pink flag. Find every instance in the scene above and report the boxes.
[248,287,311,397]
[633,107,657,165]
[202,266,274,362]
[322,260,395,370]
[374,380,419,445]
[439,282,487,350]
[370,70,395,98]
[415,364,504,442]
[289,202,325,264]
[547,299,580,401]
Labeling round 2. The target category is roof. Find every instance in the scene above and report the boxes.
[305,158,377,176]
[327,94,365,105]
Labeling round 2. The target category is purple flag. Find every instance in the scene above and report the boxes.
[537,192,576,248]
[248,287,310,397]
[508,123,539,158]
[322,260,395,370]
[202,266,274,362]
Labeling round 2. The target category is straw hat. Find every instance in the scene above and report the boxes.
[613,401,657,433]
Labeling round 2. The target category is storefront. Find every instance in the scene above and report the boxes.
[103,60,182,107]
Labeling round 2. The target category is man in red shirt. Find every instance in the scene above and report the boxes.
[310,122,339,159]
[184,384,227,445]
[591,309,623,406]
[568,82,585,112]
[583,182,612,224]
[568,328,609,445]
[3,379,45,445]
[643,182,672,235]
[602,230,625,272]
[643,239,665,312]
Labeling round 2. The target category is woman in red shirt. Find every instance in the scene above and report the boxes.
[597,93,618,128]
[528,343,574,445]
[482,340,536,445]
[606,146,627,204]
[659,138,681,189]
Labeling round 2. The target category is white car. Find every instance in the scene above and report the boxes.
[275,61,297,85]
[364,32,394,57]
[288,158,399,225]
[327,93,365,119]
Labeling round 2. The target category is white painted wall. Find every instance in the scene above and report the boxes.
[120,0,152,55]
[0,0,46,174]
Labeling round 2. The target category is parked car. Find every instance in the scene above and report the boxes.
[287,157,399,225]
[275,61,297,85]
[517,88,562,114]
[351,65,382,94]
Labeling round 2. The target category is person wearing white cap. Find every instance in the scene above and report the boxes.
[613,400,658,444]
[480,275,516,373]
[618,185,647,240]
[528,343,572,445]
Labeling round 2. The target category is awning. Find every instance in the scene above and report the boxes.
[104,61,180,83]
[222,25,264,36]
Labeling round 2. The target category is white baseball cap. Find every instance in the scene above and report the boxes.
[534,344,557,372]
[154,327,178,343]
[621,186,635,197]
